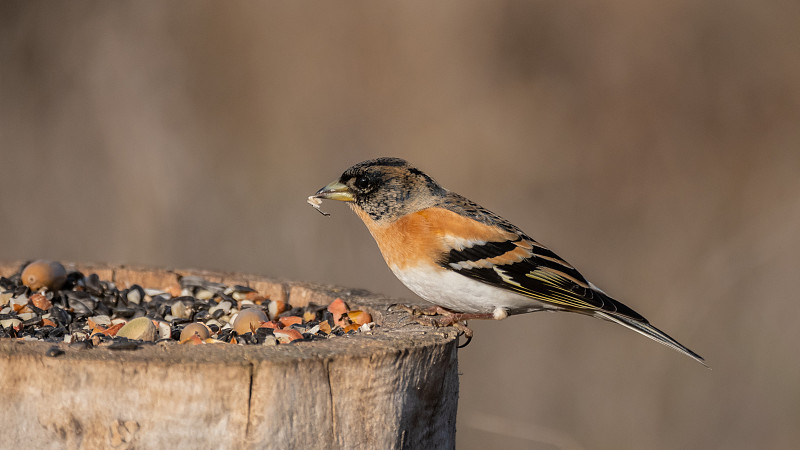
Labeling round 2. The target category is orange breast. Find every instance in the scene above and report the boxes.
[353,207,518,270]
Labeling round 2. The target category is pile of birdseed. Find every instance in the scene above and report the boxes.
[0,261,375,350]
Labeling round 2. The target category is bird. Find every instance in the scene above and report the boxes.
[311,157,706,365]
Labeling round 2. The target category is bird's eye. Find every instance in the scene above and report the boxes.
[354,175,371,191]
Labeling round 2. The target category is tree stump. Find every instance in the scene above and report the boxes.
[0,263,459,449]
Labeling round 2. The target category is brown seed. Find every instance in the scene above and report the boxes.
[303,310,317,322]
[232,308,268,335]
[347,310,372,326]
[318,321,332,335]
[21,260,67,291]
[182,334,204,345]
[274,328,303,343]
[278,316,302,327]
[107,323,125,336]
[327,298,348,316]
[91,322,124,337]
[245,292,268,305]
[266,300,286,320]
[327,298,349,327]
[180,322,211,343]
[87,315,111,332]
[166,285,182,298]
[29,293,53,310]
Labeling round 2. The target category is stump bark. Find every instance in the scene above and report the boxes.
[0,263,459,449]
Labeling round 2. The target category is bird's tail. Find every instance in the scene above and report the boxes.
[593,311,708,367]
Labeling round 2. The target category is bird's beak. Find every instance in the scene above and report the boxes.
[313,180,355,202]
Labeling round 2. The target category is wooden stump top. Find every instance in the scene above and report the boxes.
[0,263,459,449]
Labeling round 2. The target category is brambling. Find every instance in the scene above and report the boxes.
[311,157,705,365]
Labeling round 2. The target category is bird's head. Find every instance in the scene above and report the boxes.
[312,157,446,222]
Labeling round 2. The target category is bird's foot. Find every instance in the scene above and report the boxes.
[417,314,481,348]
[389,304,493,347]
[388,303,454,317]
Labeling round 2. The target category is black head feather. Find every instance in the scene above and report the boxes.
[338,158,446,221]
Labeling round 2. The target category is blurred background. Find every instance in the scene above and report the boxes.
[2,1,798,448]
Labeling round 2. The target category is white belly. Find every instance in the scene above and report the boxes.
[390,264,551,315]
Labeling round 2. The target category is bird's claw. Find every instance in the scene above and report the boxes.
[389,303,476,347]
[455,325,474,348]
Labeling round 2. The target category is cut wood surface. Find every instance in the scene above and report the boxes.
[0,263,459,449]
